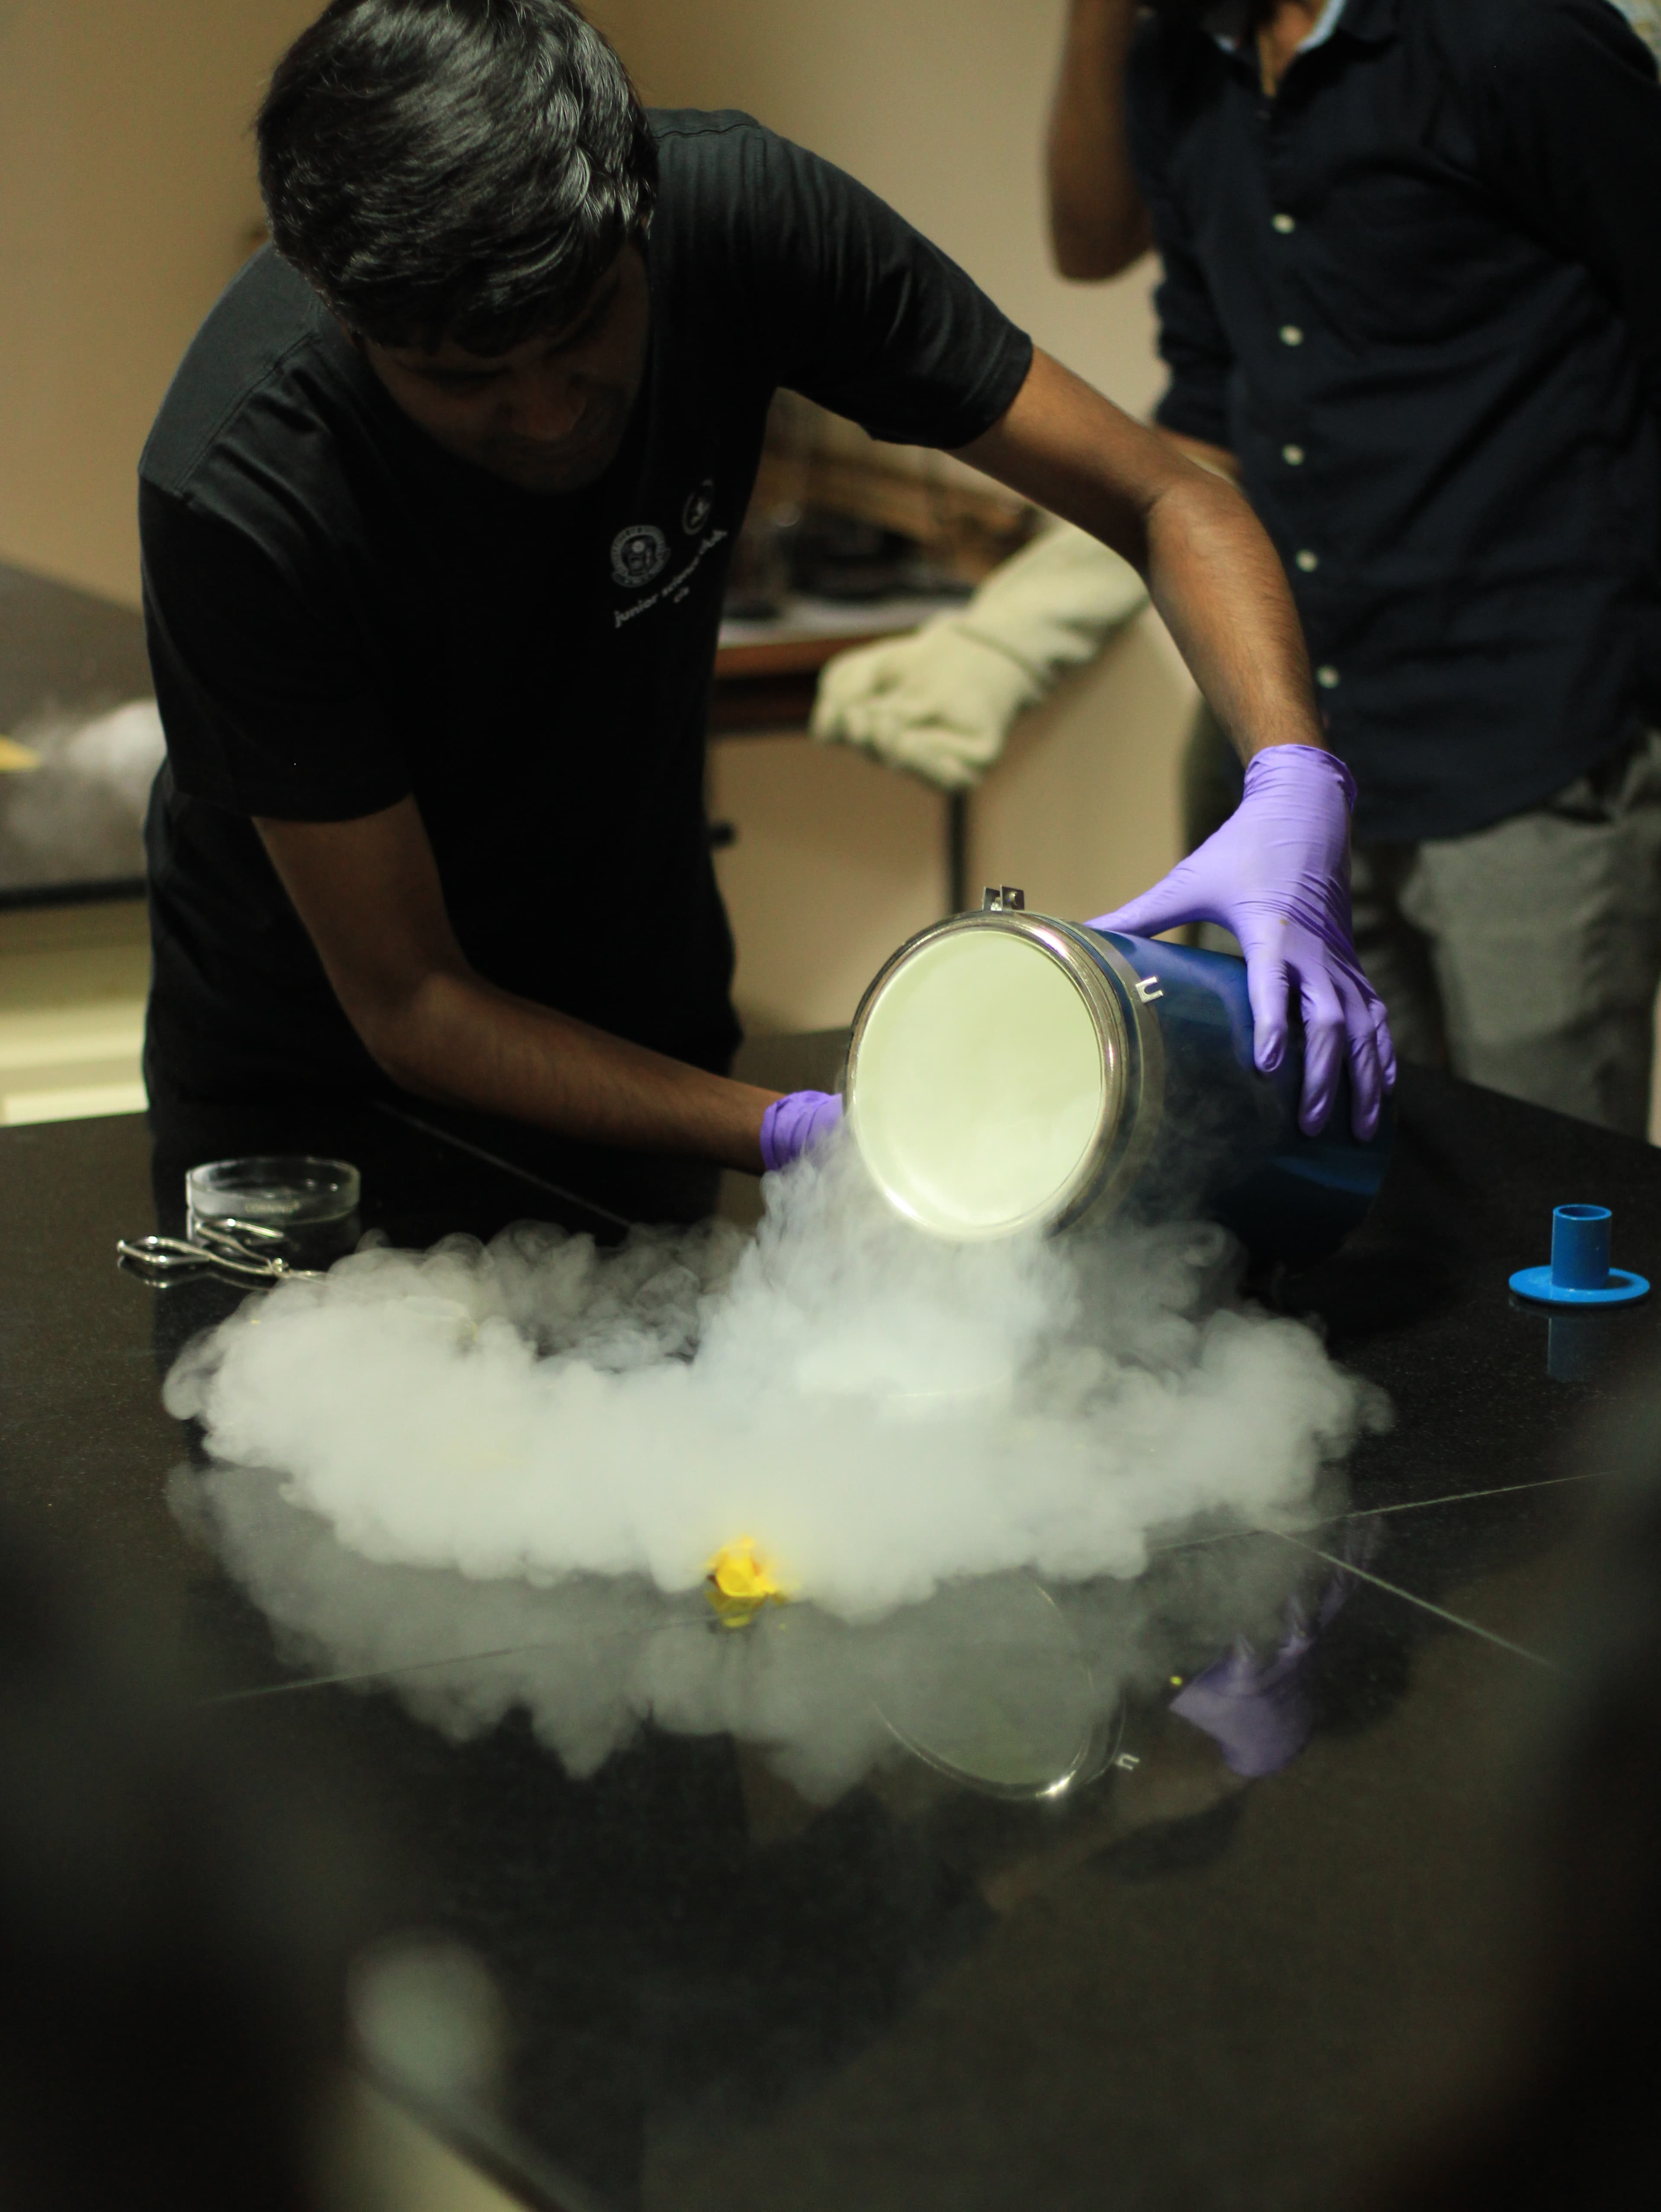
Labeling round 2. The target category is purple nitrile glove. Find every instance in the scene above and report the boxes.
[1088,744,1395,1139]
[759,1090,843,1172]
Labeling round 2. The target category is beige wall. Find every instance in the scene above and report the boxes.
[0,0,318,607]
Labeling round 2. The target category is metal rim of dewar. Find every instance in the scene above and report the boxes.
[843,907,1167,1241]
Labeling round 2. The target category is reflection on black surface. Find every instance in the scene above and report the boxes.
[171,1457,1380,2205]
[1533,1303,1652,1388]
[1169,1516,1377,1778]
[178,1459,1354,1808]
[872,1575,1114,1798]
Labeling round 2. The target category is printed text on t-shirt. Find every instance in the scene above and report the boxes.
[613,528,730,629]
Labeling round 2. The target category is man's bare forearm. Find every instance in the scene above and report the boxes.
[1139,461,1323,762]
[255,801,782,1172]
[1145,432,1327,761]
[956,352,1324,765]
[363,969,777,1172]
[1047,0,1153,279]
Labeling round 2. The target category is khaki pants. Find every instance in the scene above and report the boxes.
[1181,711,1661,1138]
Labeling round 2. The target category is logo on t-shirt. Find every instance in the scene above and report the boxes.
[611,524,670,589]
[682,480,716,536]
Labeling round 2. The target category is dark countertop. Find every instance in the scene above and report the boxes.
[2,1047,1655,2211]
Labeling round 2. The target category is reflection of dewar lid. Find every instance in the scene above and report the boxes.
[845,890,1392,1267]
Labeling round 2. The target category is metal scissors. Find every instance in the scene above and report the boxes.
[116,1217,328,1287]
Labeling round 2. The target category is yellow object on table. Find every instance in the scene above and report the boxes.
[705,1538,789,1628]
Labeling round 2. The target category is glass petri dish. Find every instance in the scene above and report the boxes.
[186,1156,361,1262]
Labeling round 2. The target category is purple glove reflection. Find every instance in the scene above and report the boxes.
[1088,743,1394,1139]
[759,1090,843,1172]
[1170,1517,1379,1778]
[1169,1631,1318,1780]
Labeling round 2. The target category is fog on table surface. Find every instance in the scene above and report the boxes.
[167,1127,1380,1649]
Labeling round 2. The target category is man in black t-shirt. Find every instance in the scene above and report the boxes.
[141,0,1390,1197]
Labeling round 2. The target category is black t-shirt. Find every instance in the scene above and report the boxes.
[139,109,1033,1106]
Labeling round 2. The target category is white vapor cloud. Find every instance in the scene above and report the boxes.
[165,1135,1383,1627]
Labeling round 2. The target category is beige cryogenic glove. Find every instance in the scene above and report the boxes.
[810,522,1148,790]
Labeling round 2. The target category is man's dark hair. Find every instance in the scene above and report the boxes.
[258,0,657,354]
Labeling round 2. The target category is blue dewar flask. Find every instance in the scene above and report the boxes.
[843,892,1392,1267]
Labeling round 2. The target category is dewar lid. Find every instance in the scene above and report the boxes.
[846,910,1126,1241]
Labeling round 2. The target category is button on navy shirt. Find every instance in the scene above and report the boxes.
[1128,0,1661,842]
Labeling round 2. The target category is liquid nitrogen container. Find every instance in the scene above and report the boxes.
[844,888,1392,1267]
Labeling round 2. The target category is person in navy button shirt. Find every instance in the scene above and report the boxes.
[1049,0,1661,1133]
